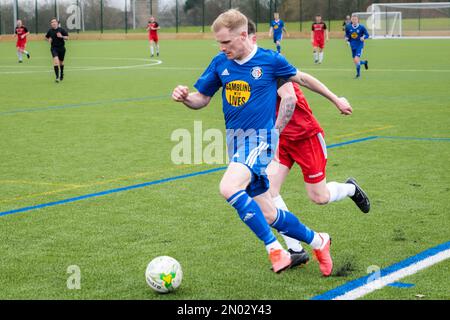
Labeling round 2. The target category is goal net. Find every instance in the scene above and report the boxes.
[355,2,450,38]
[352,11,402,38]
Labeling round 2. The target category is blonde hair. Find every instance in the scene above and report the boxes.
[212,9,248,34]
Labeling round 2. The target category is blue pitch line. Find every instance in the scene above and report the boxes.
[388,282,415,288]
[311,241,450,300]
[0,167,226,217]
[0,95,170,116]
[0,136,375,218]
[327,136,379,148]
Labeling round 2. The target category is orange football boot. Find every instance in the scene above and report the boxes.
[313,233,333,277]
[269,249,292,273]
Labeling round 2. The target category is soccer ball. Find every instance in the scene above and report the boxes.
[145,256,183,293]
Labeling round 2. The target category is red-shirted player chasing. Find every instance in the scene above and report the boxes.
[246,19,368,271]
[15,20,31,63]
[267,79,371,256]
[311,15,328,64]
[146,16,160,57]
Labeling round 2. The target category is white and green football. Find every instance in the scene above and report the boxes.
[145,256,183,294]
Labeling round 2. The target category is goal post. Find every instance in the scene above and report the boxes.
[355,2,450,39]
[352,11,403,38]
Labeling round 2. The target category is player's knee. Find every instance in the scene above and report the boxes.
[219,180,239,200]
[268,188,280,199]
[264,211,277,225]
[308,191,330,205]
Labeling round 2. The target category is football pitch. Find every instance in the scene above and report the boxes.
[0,37,449,300]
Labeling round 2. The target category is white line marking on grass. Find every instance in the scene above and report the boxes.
[3,58,448,74]
[334,248,450,300]
[0,65,48,68]
[312,241,450,300]
[0,57,162,74]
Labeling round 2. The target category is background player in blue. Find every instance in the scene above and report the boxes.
[345,14,369,78]
[269,12,288,53]
[172,10,353,275]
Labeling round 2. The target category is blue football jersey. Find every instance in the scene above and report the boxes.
[270,20,285,38]
[194,46,297,134]
[345,23,369,47]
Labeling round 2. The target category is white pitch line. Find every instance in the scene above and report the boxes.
[334,248,450,300]
[0,57,162,75]
[2,57,449,74]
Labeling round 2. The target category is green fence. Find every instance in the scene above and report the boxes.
[0,0,449,35]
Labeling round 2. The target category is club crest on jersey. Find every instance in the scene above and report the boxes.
[225,80,251,107]
[351,32,358,39]
[251,67,263,80]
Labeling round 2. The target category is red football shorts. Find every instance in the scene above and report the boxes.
[149,35,158,43]
[16,41,26,50]
[276,131,328,184]
[313,39,325,49]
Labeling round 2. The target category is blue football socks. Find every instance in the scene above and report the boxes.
[227,190,277,245]
[271,209,315,244]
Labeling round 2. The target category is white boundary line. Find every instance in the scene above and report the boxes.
[334,248,450,300]
[0,57,162,74]
[312,241,450,300]
[2,58,449,74]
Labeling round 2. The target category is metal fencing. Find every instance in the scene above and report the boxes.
[0,0,449,35]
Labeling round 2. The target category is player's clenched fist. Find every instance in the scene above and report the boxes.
[335,97,353,115]
[172,85,189,102]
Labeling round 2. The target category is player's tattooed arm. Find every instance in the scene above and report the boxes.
[172,86,211,110]
[290,71,353,115]
[275,82,297,133]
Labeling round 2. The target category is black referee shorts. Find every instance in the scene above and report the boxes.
[51,47,66,61]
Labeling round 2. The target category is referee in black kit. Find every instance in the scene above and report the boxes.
[46,18,69,83]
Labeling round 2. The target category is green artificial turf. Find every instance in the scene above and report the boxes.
[0,37,449,299]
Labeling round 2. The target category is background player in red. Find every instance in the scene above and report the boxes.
[311,15,328,64]
[15,20,31,63]
[146,16,160,57]
[267,79,371,255]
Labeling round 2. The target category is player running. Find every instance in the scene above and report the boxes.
[173,10,352,275]
[311,15,328,64]
[247,19,369,266]
[14,20,30,63]
[45,18,68,83]
[268,78,371,255]
[269,12,288,53]
[345,14,369,78]
[146,16,160,57]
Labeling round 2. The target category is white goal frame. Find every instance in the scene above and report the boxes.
[362,2,450,39]
[352,11,403,38]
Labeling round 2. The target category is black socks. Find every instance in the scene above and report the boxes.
[54,65,59,78]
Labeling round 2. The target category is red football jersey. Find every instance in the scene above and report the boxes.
[276,81,323,140]
[148,22,159,37]
[312,22,327,41]
[15,26,28,42]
